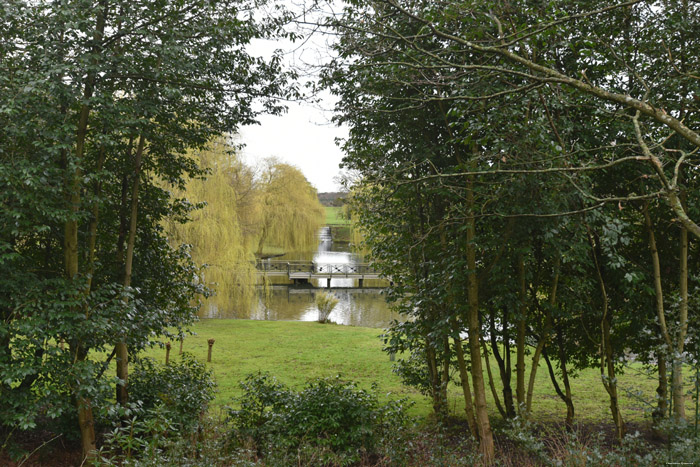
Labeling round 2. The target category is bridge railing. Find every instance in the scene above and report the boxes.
[255,260,378,276]
[313,263,376,275]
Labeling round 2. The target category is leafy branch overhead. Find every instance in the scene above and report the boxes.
[323,0,700,235]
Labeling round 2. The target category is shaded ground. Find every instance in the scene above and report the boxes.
[0,429,82,467]
[1,419,671,466]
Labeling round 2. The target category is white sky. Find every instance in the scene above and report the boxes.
[238,5,348,193]
[238,93,346,193]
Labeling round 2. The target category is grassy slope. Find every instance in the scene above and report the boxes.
[144,319,666,425]
[325,206,351,225]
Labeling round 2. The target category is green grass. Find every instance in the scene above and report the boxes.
[144,320,426,414]
[142,319,671,427]
[325,206,351,225]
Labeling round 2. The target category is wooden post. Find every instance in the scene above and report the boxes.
[179,336,184,355]
[165,342,171,365]
[207,338,215,363]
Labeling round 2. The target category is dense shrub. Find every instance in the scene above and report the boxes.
[391,349,433,397]
[128,353,216,431]
[227,373,411,465]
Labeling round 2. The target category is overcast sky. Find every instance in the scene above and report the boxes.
[238,92,347,193]
[238,6,348,193]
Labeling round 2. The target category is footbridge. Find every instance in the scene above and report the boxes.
[256,260,383,287]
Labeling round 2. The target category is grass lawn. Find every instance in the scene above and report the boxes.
[325,206,351,225]
[142,319,670,427]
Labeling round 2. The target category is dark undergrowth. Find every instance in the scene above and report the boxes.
[3,416,699,466]
[3,365,698,466]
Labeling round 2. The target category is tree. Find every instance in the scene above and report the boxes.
[254,159,325,256]
[165,140,326,318]
[320,0,700,456]
[0,0,294,459]
[165,138,257,317]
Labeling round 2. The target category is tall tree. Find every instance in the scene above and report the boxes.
[0,0,294,459]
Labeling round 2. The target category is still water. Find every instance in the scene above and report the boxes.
[207,228,402,328]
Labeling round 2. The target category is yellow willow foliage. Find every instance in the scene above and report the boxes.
[165,139,257,316]
[254,160,325,255]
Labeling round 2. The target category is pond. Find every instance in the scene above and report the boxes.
[204,228,402,328]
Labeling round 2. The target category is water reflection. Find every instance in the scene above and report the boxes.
[252,287,400,328]
[206,228,401,328]
[311,227,356,288]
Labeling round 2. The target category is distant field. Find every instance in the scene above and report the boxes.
[325,206,351,225]
[142,319,671,426]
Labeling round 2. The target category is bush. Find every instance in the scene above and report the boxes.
[315,291,339,323]
[128,353,216,432]
[391,349,433,397]
[227,373,411,465]
[96,407,255,467]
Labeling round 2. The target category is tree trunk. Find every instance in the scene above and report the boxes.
[116,134,146,405]
[556,325,575,429]
[62,2,106,459]
[525,337,547,414]
[466,174,494,462]
[602,311,625,441]
[503,309,515,418]
[516,255,526,414]
[482,339,506,419]
[673,223,688,420]
[587,226,625,441]
[454,333,478,439]
[653,352,668,430]
[526,262,559,413]
[85,146,106,292]
[441,337,451,412]
[490,311,516,418]
[426,339,447,420]
[64,68,97,467]
[643,204,684,420]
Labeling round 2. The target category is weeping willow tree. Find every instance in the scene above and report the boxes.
[166,141,325,316]
[254,159,325,255]
[166,138,257,316]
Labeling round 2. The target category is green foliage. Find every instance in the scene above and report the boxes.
[127,353,216,432]
[321,0,700,446]
[254,159,326,255]
[392,349,433,397]
[0,0,296,453]
[165,139,257,315]
[315,291,339,323]
[227,373,412,465]
[165,143,326,316]
[96,402,176,465]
